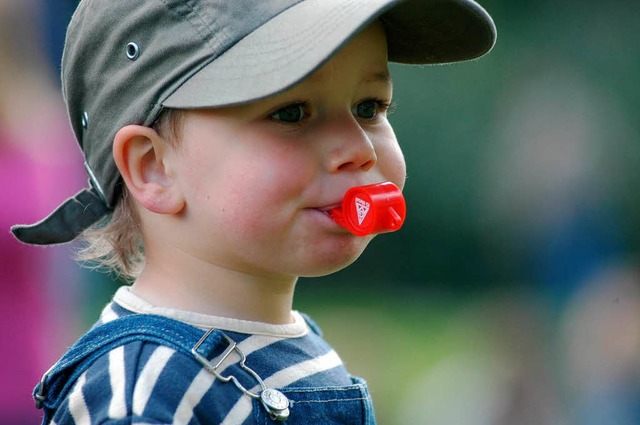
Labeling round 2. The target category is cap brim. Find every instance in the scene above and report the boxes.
[162,0,496,109]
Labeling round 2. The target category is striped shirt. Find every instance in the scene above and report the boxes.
[46,286,369,424]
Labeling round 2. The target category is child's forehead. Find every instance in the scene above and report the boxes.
[294,59,392,95]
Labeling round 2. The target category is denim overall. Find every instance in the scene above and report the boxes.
[34,314,376,424]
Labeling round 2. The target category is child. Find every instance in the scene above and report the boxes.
[12,0,496,423]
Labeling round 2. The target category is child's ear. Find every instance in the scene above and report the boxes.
[113,125,185,214]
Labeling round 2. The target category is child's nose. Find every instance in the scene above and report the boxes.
[324,118,377,173]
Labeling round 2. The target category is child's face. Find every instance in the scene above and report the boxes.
[169,22,405,280]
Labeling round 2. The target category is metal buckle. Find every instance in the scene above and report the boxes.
[34,362,57,409]
[34,378,46,409]
[191,329,290,421]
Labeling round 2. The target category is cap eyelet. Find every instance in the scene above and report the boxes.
[81,111,89,129]
[125,42,140,60]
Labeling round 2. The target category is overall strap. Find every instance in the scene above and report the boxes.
[34,314,223,420]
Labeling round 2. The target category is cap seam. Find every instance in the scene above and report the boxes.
[160,0,225,51]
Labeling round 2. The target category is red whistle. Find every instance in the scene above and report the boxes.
[329,182,406,236]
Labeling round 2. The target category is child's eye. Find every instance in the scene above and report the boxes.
[269,103,309,124]
[353,99,390,120]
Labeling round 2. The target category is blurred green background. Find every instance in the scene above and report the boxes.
[2,0,639,424]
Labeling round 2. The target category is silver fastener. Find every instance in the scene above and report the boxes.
[126,42,140,60]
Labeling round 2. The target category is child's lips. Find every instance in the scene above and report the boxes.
[320,203,341,210]
[303,203,342,226]
[317,203,342,216]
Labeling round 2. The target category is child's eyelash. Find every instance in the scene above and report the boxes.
[266,101,311,124]
[359,97,396,115]
[373,98,397,114]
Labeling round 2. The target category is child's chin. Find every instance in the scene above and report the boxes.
[299,238,373,277]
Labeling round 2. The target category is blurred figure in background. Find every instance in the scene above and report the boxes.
[561,261,640,424]
[479,62,627,309]
[476,52,637,424]
[0,0,83,423]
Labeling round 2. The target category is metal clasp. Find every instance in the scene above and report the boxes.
[34,377,46,409]
[34,362,57,409]
[84,161,110,207]
[191,329,290,421]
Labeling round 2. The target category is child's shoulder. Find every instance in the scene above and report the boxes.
[51,338,218,423]
[45,312,235,423]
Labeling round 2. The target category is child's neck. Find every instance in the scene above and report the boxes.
[130,260,297,325]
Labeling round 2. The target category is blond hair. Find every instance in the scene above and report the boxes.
[75,109,183,281]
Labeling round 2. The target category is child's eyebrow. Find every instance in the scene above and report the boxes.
[362,70,393,85]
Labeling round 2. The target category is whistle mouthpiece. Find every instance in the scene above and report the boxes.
[329,182,406,237]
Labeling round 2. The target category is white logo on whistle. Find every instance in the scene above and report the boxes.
[355,197,370,225]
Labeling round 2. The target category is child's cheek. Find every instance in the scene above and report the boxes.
[221,148,314,236]
[390,146,407,190]
[376,132,407,189]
